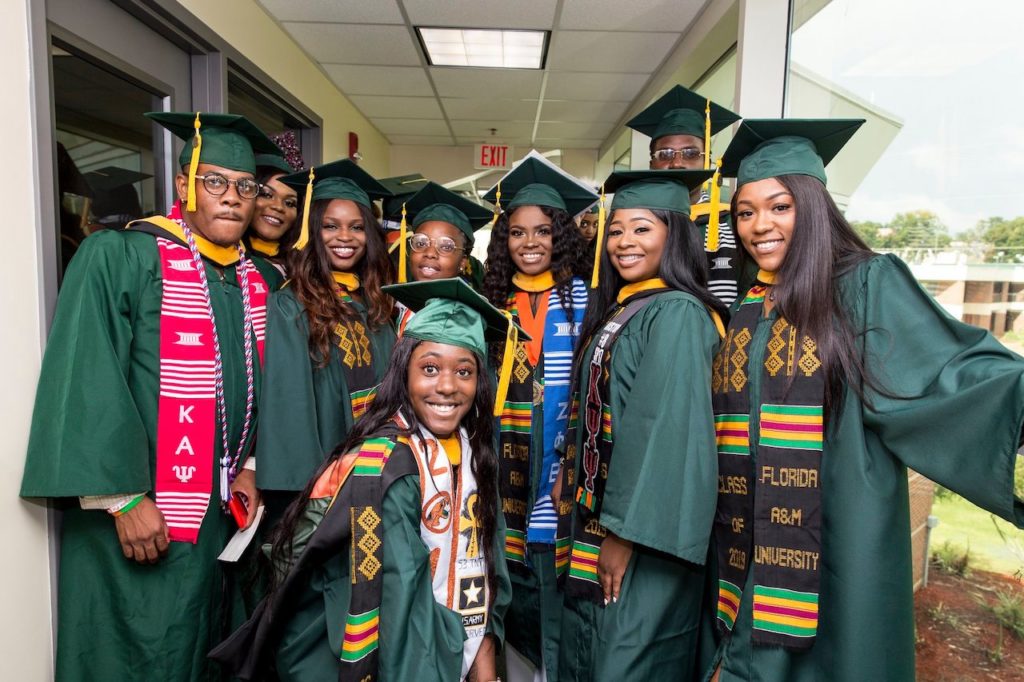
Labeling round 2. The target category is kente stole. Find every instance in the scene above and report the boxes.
[712,283,825,649]
[332,273,378,421]
[132,210,268,543]
[208,420,418,681]
[499,277,585,571]
[553,288,663,603]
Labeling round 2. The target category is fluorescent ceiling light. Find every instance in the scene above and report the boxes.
[417,27,548,69]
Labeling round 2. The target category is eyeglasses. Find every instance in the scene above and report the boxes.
[651,147,706,163]
[194,173,260,199]
[408,234,464,255]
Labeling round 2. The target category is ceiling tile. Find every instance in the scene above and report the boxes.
[282,23,420,65]
[430,68,544,99]
[373,118,452,136]
[349,95,444,119]
[257,0,404,24]
[441,98,538,120]
[533,138,604,150]
[387,135,457,146]
[547,31,677,73]
[544,71,649,103]
[535,120,616,139]
[456,137,533,147]
[323,65,434,96]
[449,120,535,139]
[558,0,703,31]
[539,99,630,123]
[403,0,558,29]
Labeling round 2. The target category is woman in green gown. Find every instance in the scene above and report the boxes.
[555,169,726,681]
[700,119,1024,681]
[255,159,397,493]
[243,151,299,280]
[212,278,515,681]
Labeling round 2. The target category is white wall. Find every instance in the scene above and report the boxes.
[3,0,57,678]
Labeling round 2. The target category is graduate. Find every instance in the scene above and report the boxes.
[255,159,396,493]
[555,169,726,681]
[701,119,1024,681]
[82,165,151,232]
[480,155,598,681]
[627,84,743,306]
[212,278,517,682]
[20,111,278,681]
[389,181,493,333]
[244,150,300,280]
[576,203,599,245]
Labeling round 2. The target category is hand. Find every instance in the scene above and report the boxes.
[114,496,169,564]
[229,468,261,529]
[466,634,497,682]
[711,665,721,682]
[598,531,633,606]
[551,465,565,508]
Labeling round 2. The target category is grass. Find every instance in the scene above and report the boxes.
[989,590,1024,639]
[930,493,1024,577]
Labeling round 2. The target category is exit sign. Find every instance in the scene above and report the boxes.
[474,144,513,170]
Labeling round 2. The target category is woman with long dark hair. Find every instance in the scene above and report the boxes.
[479,156,597,681]
[212,279,514,681]
[555,169,725,681]
[255,160,397,494]
[243,152,300,280]
[701,119,1024,682]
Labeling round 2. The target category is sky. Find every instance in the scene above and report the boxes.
[789,0,1024,235]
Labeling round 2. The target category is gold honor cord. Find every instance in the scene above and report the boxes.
[589,185,606,289]
[186,112,203,212]
[493,309,518,417]
[398,203,409,283]
[294,167,315,250]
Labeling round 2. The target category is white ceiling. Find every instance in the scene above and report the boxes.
[255,0,709,148]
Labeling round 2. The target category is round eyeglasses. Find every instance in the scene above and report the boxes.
[194,173,261,200]
[408,234,464,255]
[651,147,706,163]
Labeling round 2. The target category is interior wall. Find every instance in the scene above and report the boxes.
[4,0,57,678]
[389,144,599,190]
[176,0,392,175]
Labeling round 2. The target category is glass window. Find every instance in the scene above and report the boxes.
[228,70,313,168]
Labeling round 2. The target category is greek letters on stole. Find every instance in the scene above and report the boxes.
[499,278,586,570]
[553,290,661,604]
[712,284,825,649]
[406,421,488,678]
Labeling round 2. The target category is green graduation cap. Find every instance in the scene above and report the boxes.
[383,277,529,416]
[626,85,740,145]
[380,174,430,219]
[720,118,866,187]
[84,167,152,193]
[279,158,392,249]
[254,152,294,175]
[482,155,598,216]
[604,169,715,215]
[145,111,278,212]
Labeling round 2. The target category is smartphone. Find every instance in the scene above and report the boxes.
[228,491,249,529]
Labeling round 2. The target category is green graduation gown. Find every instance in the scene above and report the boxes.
[559,290,722,681]
[701,254,1024,681]
[20,227,265,682]
[255,287,396,491]
[274,474,512,681]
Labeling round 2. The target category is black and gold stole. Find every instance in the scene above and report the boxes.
[332,272,379,420]
[554,283,667,604]
[712,277,825,649]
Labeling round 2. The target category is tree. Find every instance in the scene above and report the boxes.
[975,217,1024,262]
[886,210,951,248]
[851,220,884,248]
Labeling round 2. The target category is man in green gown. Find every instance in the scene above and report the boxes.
[20,111,278,681]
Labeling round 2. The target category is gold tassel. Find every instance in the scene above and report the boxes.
[398,202,408,283]
[589,186,606,289]
[491,182,502,227]
[294,167,315,250]
[706,159,722,252]
[493,310,518,417]
[186,112,203,212]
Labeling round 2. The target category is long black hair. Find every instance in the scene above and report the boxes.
[731,173,878,418]
[577,207,727,360]
[269,335,500,598]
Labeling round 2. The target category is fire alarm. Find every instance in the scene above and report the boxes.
[348,132,360,161]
